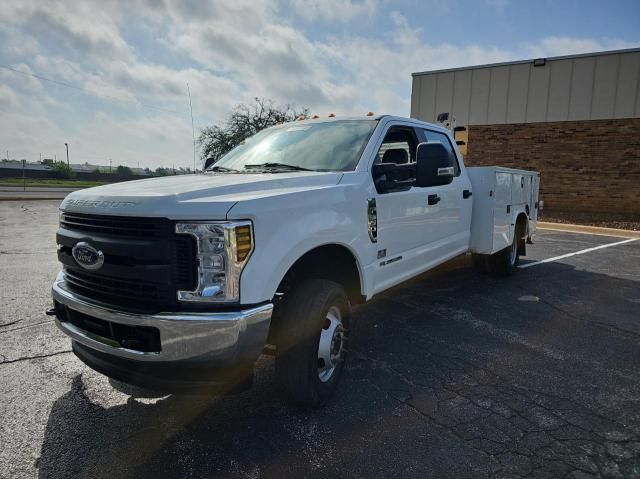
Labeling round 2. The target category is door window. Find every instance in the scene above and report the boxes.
[373,126,420,193]
[376,127,419,165]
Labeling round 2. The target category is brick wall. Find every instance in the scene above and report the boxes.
[465,118,640,219]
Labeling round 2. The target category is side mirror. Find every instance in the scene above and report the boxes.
[372,162,415,193]
[415,142,454,187]
[372,162,399,193]
[204,157,216,170]
[372,162,397,178]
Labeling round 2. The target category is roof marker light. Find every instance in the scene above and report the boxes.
[328,113,336,118]
[366,111,375,116]
[296,115,305,121]
[311,114,320,119]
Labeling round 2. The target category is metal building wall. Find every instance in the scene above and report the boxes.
[410,48,640,126]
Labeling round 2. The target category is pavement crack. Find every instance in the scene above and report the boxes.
[514,283,640,342]
[0,350,72,365]
[0,318,23,328]
[361,369,504,468]
[0,250,56,254]
[0,319,54,334]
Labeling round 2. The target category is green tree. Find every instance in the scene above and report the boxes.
[197,97,307,166]
[155,167,170,176]
[51,161,75,179]
[115,165,133,176]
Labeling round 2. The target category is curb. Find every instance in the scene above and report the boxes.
[538,221,640,239]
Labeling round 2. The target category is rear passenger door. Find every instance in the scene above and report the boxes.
[420,128,472,254]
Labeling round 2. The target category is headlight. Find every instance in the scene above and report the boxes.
[175,221,253,303]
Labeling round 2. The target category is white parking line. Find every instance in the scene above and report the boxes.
[519,238,638,269]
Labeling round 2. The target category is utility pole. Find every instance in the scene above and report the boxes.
[109,159,112,172]
[187,83,196,173]
[64,143,69,167]
[22,159,26,192]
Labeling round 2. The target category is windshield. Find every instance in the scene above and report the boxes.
[209,120,378,172]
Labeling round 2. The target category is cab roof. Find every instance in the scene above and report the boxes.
[276,115,451,134]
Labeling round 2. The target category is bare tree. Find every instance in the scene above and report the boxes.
[198,98,308,166]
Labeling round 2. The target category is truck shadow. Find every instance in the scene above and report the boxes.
[38,257,640,478]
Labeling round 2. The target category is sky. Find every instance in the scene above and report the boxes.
[0,0,638,170]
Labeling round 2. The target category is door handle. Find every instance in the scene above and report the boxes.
[428,194,440,205]
[463,189,472,199]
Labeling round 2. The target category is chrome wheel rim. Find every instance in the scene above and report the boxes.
[317,306,345,382]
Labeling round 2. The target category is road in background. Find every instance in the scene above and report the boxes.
[0,187,79,200]
[1,201,639,478]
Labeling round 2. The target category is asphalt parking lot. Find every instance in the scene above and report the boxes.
[1,200,639,479]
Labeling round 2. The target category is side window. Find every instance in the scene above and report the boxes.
[373,126,420,193]
[421,129,461,176]
[376,126,419,165]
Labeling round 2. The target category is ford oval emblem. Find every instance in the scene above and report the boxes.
[71,242,104,271]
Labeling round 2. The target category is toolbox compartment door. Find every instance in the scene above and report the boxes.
[468,167,538,255]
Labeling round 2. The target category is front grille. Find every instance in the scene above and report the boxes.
[64,268,170,309]
[58,213,197,312]
[60,212,172,238]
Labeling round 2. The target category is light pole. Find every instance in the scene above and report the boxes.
[64,143,69,167]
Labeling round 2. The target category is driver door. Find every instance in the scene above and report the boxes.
[372,125,452,294]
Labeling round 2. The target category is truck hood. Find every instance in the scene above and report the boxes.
[60,172,344,220]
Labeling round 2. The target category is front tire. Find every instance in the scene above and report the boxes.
[274,279,350,409]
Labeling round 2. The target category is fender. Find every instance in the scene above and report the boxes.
[227,183,374,304]
[509,207,529,239]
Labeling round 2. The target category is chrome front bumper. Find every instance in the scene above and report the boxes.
[52,272,273,364]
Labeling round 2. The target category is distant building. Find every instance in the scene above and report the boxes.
[411,48,640,220]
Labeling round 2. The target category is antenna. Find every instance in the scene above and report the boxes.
[187,83,196,172]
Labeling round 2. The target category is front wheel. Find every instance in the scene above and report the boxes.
[274,279,350,409]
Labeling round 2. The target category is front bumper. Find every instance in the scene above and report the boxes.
[52,272,272,390]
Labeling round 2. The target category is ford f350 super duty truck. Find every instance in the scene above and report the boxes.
[50,115,539,408]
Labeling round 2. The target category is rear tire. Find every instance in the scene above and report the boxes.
[274,279,350,409]
[473,222,523,276]
[491,222,523,275]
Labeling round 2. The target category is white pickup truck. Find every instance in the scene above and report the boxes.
[50,115,539,407]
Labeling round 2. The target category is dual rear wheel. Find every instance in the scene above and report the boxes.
[473,221,525,275]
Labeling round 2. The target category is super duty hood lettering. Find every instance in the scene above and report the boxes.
[65,199,138,209]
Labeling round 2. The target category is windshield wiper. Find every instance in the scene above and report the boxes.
[207,165,242,173]
[244,162,313,172]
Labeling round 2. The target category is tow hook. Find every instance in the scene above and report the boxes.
[45,308,57,316]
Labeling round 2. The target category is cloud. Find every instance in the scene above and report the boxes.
[524,36,640,58]
[0,110,66,160]
[0,2,134,62]
[0,0,637,169]
[0,84,19,109]
[286,0,377,22]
